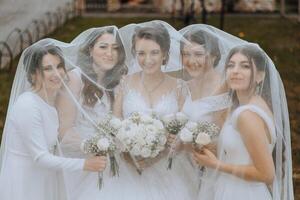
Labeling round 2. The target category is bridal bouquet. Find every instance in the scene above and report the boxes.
[161,112,188,169]
[80,114,122,189]
[161,112,188,135]
[81,135,116,189]
[179,121,220,149]
[114,112,167,173]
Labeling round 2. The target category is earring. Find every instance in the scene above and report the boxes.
[255,82,261,95]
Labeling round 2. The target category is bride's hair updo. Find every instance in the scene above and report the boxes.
[77,27,127,107]
[225,44,271,109]
[180,29,221,68]
[23,43,66,86]
[131,22,170,65]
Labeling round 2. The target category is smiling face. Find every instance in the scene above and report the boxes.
[34,53,65,92]
[135,38,165,75]
[226,52,255,92]
[182,42,209,78]
[90,33,119,75]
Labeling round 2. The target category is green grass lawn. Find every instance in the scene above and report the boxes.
[0,15,300,196]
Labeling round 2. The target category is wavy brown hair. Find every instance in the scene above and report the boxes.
[77,27,127,107]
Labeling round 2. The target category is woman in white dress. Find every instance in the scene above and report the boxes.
[114,20,198,199]
[193,44,294,200]
[57,27,143,200]
[177,25,232,200]
[0,40,107,200]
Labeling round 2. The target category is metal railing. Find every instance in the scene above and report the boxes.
[0,1,78,72]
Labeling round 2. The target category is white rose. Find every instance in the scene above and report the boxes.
[185,121,198,131]
[141,147,151,158]
[131,145,141,156]
[161,113,175,124]
[158,135,167,145]
[97,138,110,151]
[136,134,147,146]
[175,112,188,124]
[110,117,122,130]
[195,132,211,146]
[179,128,194,143]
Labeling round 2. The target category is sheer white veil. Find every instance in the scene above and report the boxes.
[178,24,294,199]
[0,38,73,199]
[0,38,71,171]
[119,20,184,75]
[217,43,294,200]
[264,48,294,200]
[179,24,247,75]
[53,26,127,155]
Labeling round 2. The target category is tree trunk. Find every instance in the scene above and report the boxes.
[220,0,226,30]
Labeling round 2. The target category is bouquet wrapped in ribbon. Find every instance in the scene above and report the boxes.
[161,112,188,169]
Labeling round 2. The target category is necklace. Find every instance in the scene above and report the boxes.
[141,72,166,107]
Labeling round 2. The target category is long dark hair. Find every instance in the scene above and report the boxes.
[23,42,66,87]
[77,27,127,107]
[224,44,271,110]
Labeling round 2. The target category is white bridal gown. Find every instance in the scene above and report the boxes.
[121,79,198,200]
[61,69,144,200]
[215,104,276,200]
[182,91,231,200]
[0,92,84,200]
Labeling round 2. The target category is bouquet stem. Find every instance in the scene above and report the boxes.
[167,156,173,170]
[167,134,178,170]
[98,171,103,190]
[109,152,119,177]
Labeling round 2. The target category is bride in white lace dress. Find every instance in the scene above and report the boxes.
[193,44,294,200]
[114,21,198,199]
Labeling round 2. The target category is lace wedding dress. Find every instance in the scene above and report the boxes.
[120,77,198,200]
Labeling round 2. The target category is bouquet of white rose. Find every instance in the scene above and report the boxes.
[81,135,116,189]
[81,114,122,189]
[179,121,220,149]
[114,112,167,174]
[161,112,188,169]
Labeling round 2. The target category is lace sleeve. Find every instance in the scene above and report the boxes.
[207,92,232,112]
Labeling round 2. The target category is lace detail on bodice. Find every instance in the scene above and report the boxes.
[123,89,179,118]
[182,92,231,122]
[121,75,186,118]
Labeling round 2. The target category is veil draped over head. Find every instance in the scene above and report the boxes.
[0,38,77,200]
[177,24,293,200]
[0,38,70,170]
[55,26,131,199]
[0,21,294,200]
[119,20,184,75]
[213,43,294,200]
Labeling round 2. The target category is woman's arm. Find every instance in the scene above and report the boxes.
[16,99,106,172]
[193,110,275,184]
